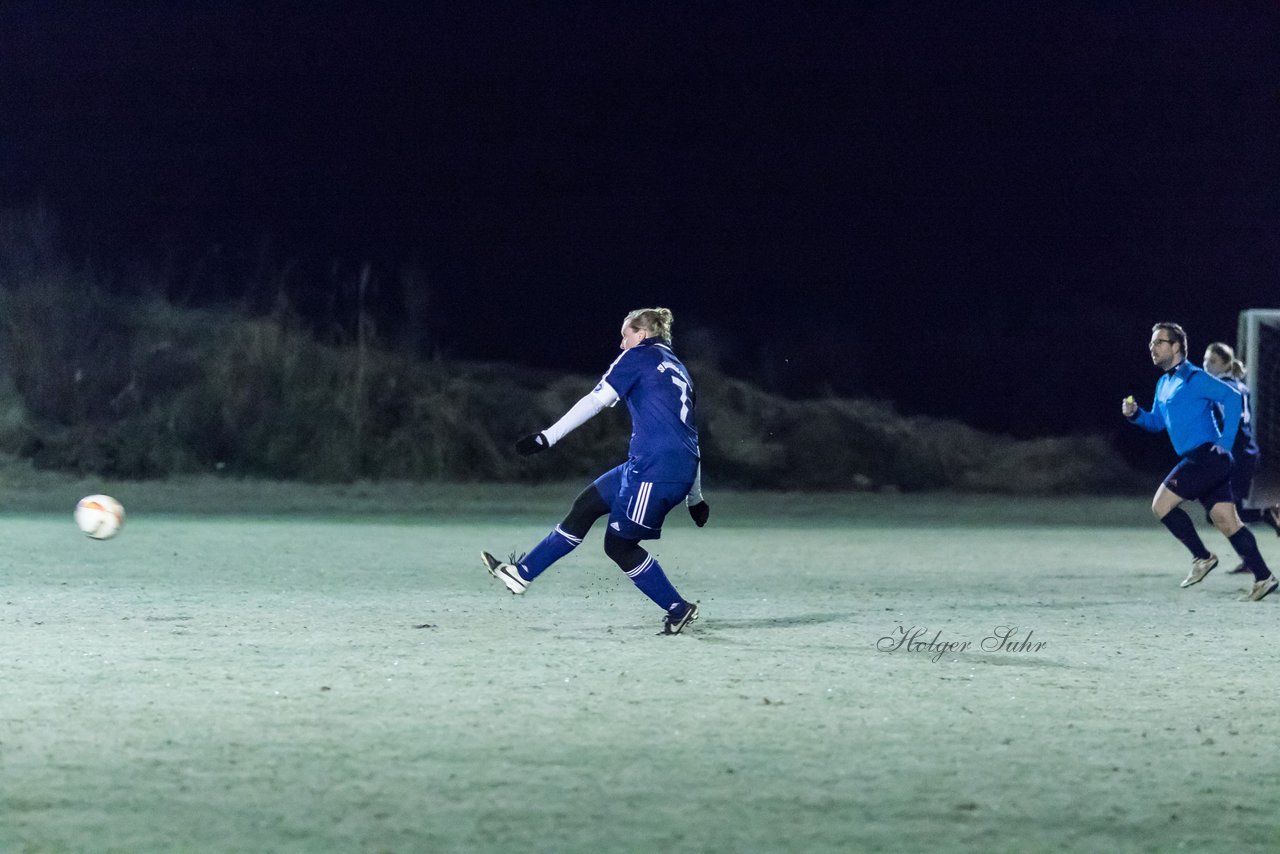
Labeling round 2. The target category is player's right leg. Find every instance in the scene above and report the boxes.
[599,471,700,633]
[481,471,615,594]
[1152,480,1217,587]
[602,530,698,633]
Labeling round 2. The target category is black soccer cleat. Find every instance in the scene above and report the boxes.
[662,601,699,635]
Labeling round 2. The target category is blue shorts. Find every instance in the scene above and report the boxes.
[593,463,693,541]
[1163,443,1234,509]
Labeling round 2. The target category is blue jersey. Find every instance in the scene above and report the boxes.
[597,338,700,482]
[1212,376,1260,458]
[1128,359,1243,457]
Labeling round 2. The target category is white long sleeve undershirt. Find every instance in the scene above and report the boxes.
[685,462,704,505]
[542,382,620,447]
[543,382,704,506]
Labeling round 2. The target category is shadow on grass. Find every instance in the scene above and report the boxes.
[950,653,1070,668]
[701,612,857,630]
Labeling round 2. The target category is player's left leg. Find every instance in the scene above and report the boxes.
[603,530,697,633]
[601,474,699,632]
[1208,500,1278,601]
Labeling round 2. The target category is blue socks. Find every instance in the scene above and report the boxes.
[625,553,685,613]
[519,525,583,581]
[519,526,685,614]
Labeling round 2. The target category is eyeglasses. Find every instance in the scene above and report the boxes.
[1149,339,1176,347]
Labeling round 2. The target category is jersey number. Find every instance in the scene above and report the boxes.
[670,375,690,424]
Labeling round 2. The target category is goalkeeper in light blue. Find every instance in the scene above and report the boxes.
[1123,322,1278,601]
[481,307,708,634]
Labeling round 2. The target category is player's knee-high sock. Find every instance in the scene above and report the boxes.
[517,485,609,581]
[1160,508,1211,560]
[604,532,685,612]
[519,526,583,581]
[1227,527,1272,582]
[625,553,684,613]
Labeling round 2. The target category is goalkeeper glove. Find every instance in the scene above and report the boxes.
[515,432,549,456]
[688,500,710,527]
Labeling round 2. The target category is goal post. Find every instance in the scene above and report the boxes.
[1237,309,1280,506]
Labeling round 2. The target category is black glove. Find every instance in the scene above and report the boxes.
[515,432,549,456]
[688,500,710,527]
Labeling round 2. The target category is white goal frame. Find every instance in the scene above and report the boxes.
[1236,309,1280,506]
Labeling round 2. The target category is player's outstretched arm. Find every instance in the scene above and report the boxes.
[515,383,620,455]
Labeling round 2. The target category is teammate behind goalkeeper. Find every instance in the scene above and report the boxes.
[481,307,708,634]
[1123,323,1278,601]
[1201,341,1280,560]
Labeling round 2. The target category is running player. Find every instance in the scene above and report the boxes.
[1202,341,1280,565]
[481,307,708,633]
[1122,322,1278,601]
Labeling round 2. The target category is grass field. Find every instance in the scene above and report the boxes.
[3,479,1279,853]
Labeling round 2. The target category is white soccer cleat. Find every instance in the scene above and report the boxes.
[480,551,529,594]
[1247,575,1278,602]
[1180,554,1218,588]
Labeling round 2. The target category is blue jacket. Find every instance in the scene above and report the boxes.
[1128,359,1243,457]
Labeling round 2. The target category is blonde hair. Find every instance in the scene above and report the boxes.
[1206,341,1247,380]
[624,307,674,343]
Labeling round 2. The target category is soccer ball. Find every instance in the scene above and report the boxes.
[75,494,125,540]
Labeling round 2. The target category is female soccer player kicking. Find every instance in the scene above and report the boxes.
[1124,323,1278,601]
[481,308,709,634]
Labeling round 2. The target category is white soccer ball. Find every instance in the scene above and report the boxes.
[75,494,125,540]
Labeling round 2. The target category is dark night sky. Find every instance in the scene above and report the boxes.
[2,2,1277,450]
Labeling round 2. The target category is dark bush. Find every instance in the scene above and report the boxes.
[0,265,1142,492]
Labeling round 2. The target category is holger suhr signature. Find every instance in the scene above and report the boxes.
[877,625,1046,663]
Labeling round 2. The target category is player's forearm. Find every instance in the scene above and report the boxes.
[542,385,618,446]
[1128,408,1163,432]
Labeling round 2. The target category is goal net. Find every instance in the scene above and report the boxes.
[1237,309,1280,506]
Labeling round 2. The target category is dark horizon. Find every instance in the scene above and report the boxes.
[3,3,1277,452]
